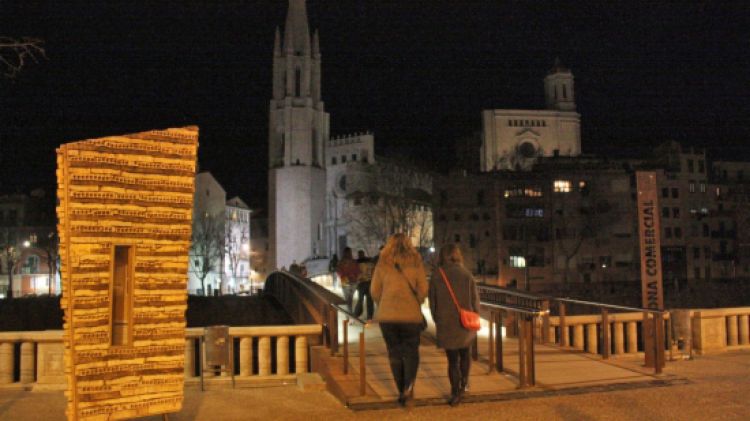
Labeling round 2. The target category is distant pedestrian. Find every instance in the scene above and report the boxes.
[429,244,479,406]
[354,250,375,319]
[336,247,360,311]
[371,233,428,407]
[329,253,339,289]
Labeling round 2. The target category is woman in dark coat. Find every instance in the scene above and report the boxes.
[429,244,479,406]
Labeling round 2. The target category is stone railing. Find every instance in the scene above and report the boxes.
[545,312,668,356]
[545,307,750,356]
[0,324,322,390]
[691,307,750,354]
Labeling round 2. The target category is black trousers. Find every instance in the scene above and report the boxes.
[353,281,374,319]
[380,322,422,395]
[445,347,470,394]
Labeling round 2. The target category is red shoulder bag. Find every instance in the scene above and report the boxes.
[438,268,481,331]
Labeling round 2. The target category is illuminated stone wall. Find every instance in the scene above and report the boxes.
[56,127,198,420]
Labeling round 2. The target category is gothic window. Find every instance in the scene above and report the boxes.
[295,68,301,97]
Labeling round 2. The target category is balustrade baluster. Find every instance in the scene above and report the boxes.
[727,316,739,346]
[739,315,750,345]
[20,342,35,384]
[0,342,12,384]
[277,336,290,375]
[586,324,598,354]
[614,322,625,354]
[239,337,253,377]
[295,336,308,373]
[573,325,584,350]
[626,322,638,353]
[258,336,271,376]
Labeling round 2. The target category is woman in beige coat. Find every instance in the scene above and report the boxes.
[371,233,428,406]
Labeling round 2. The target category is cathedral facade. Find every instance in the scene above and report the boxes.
[481,60,581,172]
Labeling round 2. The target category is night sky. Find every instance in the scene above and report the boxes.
[2,1,749,209]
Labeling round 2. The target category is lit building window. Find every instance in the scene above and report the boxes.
[509,256,526,268]
[553,180,571,193]
[699,182,706,193]
[524,208,544,218]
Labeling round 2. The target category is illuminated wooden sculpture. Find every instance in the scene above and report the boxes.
[56,127,198,420]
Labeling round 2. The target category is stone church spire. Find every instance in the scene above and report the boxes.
[284,0,311,55]
[268,0,330,270]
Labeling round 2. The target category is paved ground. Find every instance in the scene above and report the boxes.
[1,350,748,420]
[329,322,657,407]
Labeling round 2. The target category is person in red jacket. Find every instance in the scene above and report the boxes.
[336,247,360,311]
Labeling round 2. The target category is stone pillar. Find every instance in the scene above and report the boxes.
[258,336,271,376]
[573,325,585,350]
[560,325,569,347]
[20,342,35,384]
[239,337,253,377]
[548,326,556,344]
[0,342,14,384]
[184,339,195,378]
[295,336,308,374]
[614,322,625,354]
[739,315,750,345]
[276,336,289,375]
[586,324,598,354]
[626,322,638,353]
[727,315,739,346]
[201,339,213,378]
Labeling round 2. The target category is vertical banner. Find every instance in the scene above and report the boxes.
[636,171,665,368]
[636,171,664,310]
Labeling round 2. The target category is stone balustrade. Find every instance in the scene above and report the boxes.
[544,307,750,356]
[691,307,750,354]
[0,324,321,390]
[544,312,665,356]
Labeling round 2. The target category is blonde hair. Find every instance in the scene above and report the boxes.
[378,233,422,267]
[438,243,464,266]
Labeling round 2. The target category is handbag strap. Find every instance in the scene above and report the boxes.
[395,263,420,305]
[438,267,463,314]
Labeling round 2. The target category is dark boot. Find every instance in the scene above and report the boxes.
[389,356,405,403]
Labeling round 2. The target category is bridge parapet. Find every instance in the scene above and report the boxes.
[0,324,322,390]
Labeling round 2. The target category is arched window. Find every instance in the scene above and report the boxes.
[295,68,301,97]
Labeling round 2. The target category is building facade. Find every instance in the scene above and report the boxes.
[224,196,251,293]
[0,190,58,297]
[481,60,581,172]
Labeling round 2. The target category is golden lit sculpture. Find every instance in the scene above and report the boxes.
[56,127,198,420]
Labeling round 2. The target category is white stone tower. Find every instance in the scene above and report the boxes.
[269,0,329,270]
[544,58,576,111]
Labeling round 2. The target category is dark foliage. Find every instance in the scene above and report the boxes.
[0,294,291,331]
[186,294,292,327]
[0,295,63,331]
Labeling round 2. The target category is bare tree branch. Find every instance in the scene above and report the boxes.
[0,37,46,79]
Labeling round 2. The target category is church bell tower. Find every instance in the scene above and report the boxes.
[268,0,330,269]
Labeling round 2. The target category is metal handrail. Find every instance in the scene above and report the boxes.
[270,270,370,396]
[477,283,550,301]
[552,297,666,314]
[481,301,549,316]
